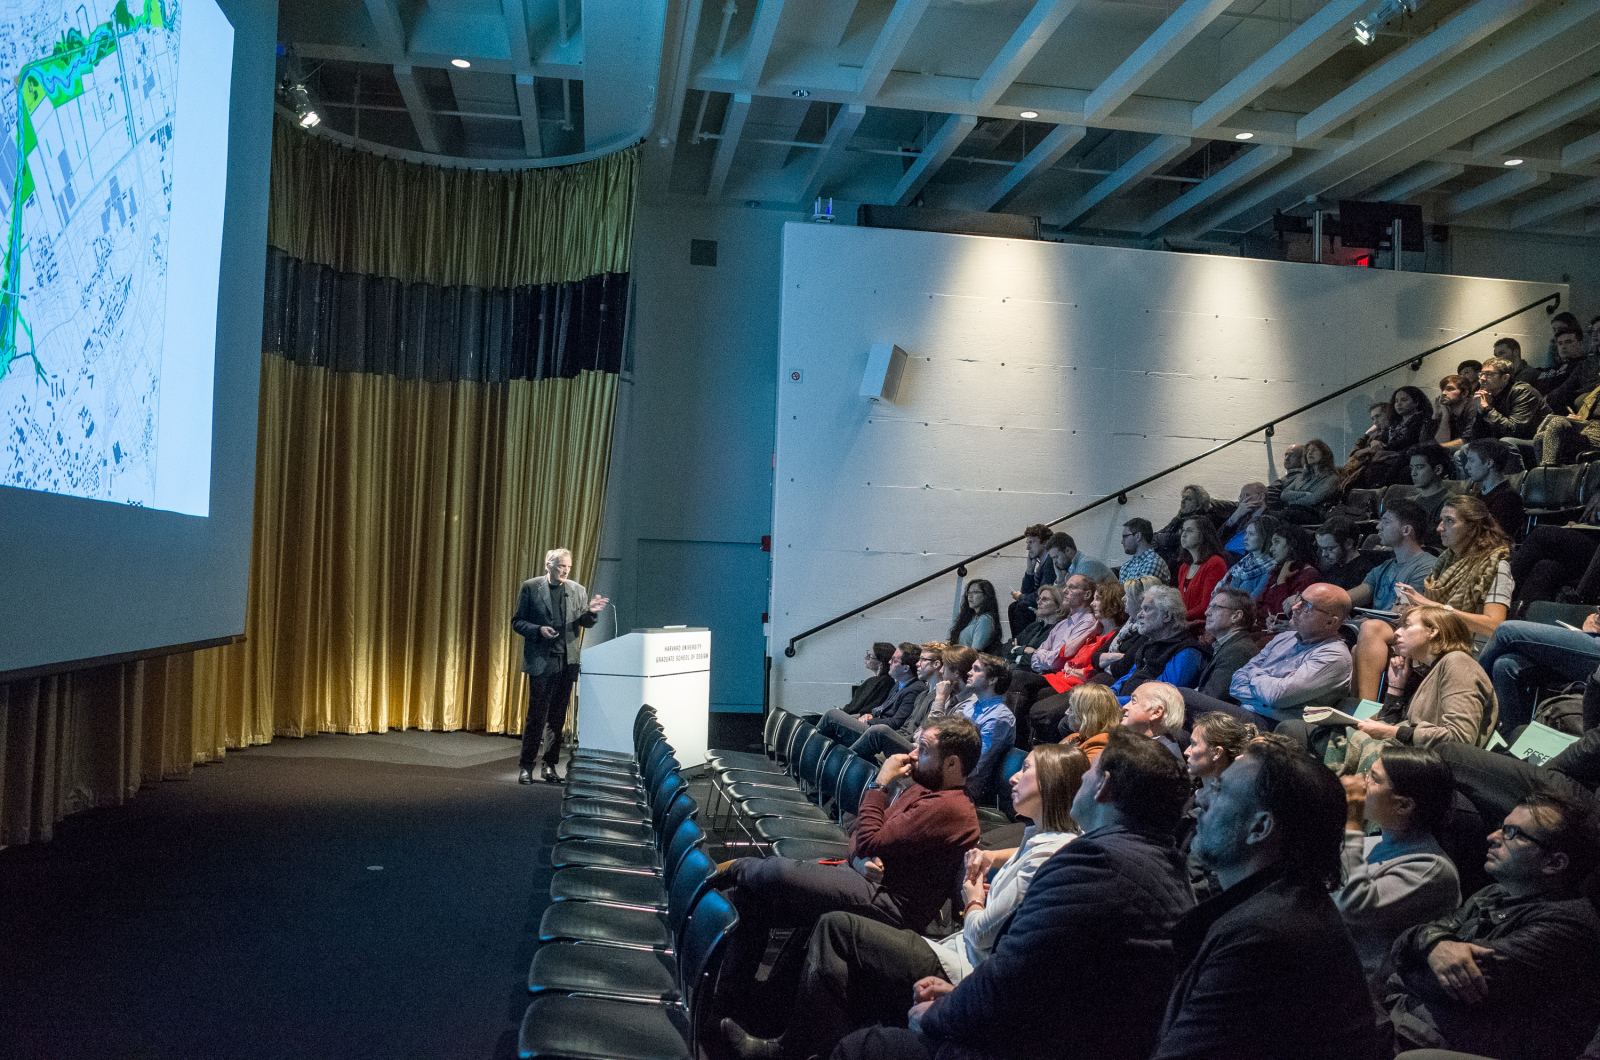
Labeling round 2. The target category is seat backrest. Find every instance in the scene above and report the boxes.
[1345,487,1384,519]
[632,704,658,747]
[679,888,740,1055]
[637,728,668,768]
[999,747,1028,791]
[776,712,803,763]
[657,791,698,850]
[762,709,784,760]
[666,846,717,934]
[662,818,706,886]
[816,744,849,805]
[1579,461,1600,504]
[1376,484,1415,515]
[1525,600,1596,629]
[791,729,826,789]
[1523,465,1584,509]
[642,741,676,789]
[650,770,685,822]
[835,756,877,820]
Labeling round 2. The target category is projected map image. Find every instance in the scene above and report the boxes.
[0,0,181,508]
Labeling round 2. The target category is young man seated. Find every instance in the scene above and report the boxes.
[846,643,946,760]
[1314,516,1376,590]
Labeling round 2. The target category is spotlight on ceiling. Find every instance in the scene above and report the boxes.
[1234,131,1254,140]
[1353,0,1418,44]
[791,88,810,98]
[451,58,471,68]
[1504,158,1525,166]
[286,81,320,128]
[1019,110,1039,119]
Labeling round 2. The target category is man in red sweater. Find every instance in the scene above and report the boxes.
[714,716,982,1032]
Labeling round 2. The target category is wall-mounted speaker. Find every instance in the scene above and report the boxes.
[861,343,908,403]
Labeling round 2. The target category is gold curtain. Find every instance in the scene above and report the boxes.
[267,119,637,289]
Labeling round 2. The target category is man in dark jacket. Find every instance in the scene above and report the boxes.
[831,728,1196,1060]
[1008,524,1058,639]
[848,644,946,760]
[819,642,925,745]
[1196,587,1259,702]
[1386,792,1600,1060]
[1153,735,1380,1059]
[1462,356,1549,472]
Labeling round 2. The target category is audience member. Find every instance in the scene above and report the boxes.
[1006,584,1064,671]
[820,642,927,744]
[1274,439,1342,521]
[1123,681,1187,759]
[1046,531,1110,584]
[1348,387,1433,488]
[1185,583,1353,729]
[1219,514,1279,599]
[1011,575,1099,708]
[1057,682,1122,760]
[1258,523,1321,626]
[1475,613,1600,737]
[1353,496,1511,701]
[1316,515,1378,590]
[1545,312,1583,364]
[1265,444,1306,508]
[1219,482,1268,554]
[1533,328,1600,465]
[1349,499,1436,613]
[1097,585,1205,702]
[928,644,979,720]
[1491,336,1540,388]
[962,654,1017,802]
[1154,484,1232,563]
[1334,746,1462,986]
[1007,524,1057,640]
[1153,735,1381,1059]
[848,643,946,760]
[1405,443,1459,535]
[835,642,897,718]
[1177,711,1258,898]
[1196,586,1259,701]
[1456,360,1482,397]
[1385,792,1600,1060]
[951,578,1003,654]
[1175,517,1228,622]
[1043,579,1125,695]
[833,729,1195,1060]
[1433,373,1479,455]
[713,718,983,1024]
[718,745,1089,1060]
[1119,517,1171,584]
[1460,357,1547,470]
[1461,439,1524,540]
[1534,324,1595,408]
[1509,494,1600,609]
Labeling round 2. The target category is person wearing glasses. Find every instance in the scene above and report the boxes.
[1118,517,1170,585]
[1457,355,1548,474]
[1385,792,1600,1060]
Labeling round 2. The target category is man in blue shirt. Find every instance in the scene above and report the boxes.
[1351,499,1436,612]
[961,653,1016,802]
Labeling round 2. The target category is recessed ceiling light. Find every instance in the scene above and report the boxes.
[1504,157,1524,166]
[1019,110,1039,119]
[451,58,471,68]
[1235,131,1254,140]
[792,88,810,98]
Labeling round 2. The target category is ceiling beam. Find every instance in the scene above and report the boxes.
[1058,133,1190,226]
[1472,76,1600,160]
[515,75,543,157]
[799,103,867,204]
[656,0,704,144]
[1191,0,1368,133]
[860,0,934,99]
[363,0,406,53]
[1362,161,1466,201]
[741,0,786,90]
[1140,144,1292,235]
[978,123,1085,211]
[1562,128,1600,167]
[1444,166,1549,219]
[972,0,1080,109]
[394,65,442,154]
[892,112,979,205]
[1085,0,1236,124]
[1296,0,1538,143]
[707,92,752,198]
[1510,177,1600,227]
[501,0,531,69]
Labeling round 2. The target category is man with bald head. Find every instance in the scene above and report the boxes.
[1181,583,1353,731]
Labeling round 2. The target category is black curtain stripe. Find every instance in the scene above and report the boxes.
[261,247,627,383]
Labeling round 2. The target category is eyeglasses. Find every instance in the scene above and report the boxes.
[1289,600,1339,618]
[1499,823,1552,849]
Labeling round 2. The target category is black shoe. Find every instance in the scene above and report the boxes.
[721,1019,781,1060]
[518,768,533,785]
[541,764,561,784]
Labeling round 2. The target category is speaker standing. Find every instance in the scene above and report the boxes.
[512,548,609,784]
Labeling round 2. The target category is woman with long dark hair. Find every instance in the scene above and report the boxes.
[951,578,1002,654]
[1258,524,1321,627]
[1176,516,1228,622]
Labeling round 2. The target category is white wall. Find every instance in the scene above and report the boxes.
[770,224,1562,714]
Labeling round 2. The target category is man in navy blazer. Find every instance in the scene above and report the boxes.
[512,548,607,784]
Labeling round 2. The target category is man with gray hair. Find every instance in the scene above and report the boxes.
[511,547,609,784]
[1101,585,1206,699]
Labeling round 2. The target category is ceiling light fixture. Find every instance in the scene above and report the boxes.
[1235,131,1254,140]
[1353,0,1419,44]
[791,88,809,97]
[1504,157,1524,166]
[1019,110,1039,119]
[286,81,320,128]
[451,58,471,68]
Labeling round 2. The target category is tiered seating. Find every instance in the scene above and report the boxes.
[519,706,738,1060]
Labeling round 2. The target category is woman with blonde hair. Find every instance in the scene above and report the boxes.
[1352,494,1512,701]
[1055,682,1122,759]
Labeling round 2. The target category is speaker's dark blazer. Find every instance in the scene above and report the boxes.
[512,576,598,676]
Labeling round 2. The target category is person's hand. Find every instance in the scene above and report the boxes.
[1386,652,1410,692]
[587,594,609,614]
[1395,583,1429,609]
[933,680,953,704]
[877,753,914,788]
[539,625,560,639]
[1584,612,1600,634]
[1357,718,1401,740]
[960,876,989,908]
[1022,646,1036,655]
[1011,589,1022,600]
[1475,389,1492,409]
[1570,413,1585,422]
[860,856,884,883]
[1341,775,1367,828]
[913,978,955,1004]
[963,847,991,882]
[1098,652,1124,665]
[1427,940,1494,1004]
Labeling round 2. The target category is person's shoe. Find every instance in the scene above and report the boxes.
[721,1019,781,1060]
[541,764,561,784]
[518,768,534,785]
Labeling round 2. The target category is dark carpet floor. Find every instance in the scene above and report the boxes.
[0,733,560,1060]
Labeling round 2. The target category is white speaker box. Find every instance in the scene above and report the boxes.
[860,343,908,403]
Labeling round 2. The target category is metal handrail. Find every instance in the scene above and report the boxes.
[783,290,1563,657]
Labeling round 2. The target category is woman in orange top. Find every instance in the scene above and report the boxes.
[1177,516,1229,622]
[1057,683,1122,760]
[1052,580,1128,691]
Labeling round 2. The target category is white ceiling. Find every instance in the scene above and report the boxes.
[277,0,1600,241]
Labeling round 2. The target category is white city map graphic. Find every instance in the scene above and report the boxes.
[1,0,180,507]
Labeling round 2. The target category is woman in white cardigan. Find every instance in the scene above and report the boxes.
[720,743,1091,1060]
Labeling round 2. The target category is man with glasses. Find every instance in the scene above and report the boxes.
[1196,587,1259,701]
[1180,583,1352,730]
[1386,792,1600,1060]
[1460,355,1548,474]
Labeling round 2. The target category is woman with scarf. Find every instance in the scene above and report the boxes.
[1351,495,1511,701]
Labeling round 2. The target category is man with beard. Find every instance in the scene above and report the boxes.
[712,717,981,1029]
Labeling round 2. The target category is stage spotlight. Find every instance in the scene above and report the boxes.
[286,81,320,128]
[1353,0,1418,44]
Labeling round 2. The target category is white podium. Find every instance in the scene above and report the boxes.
[577,627,711,767]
